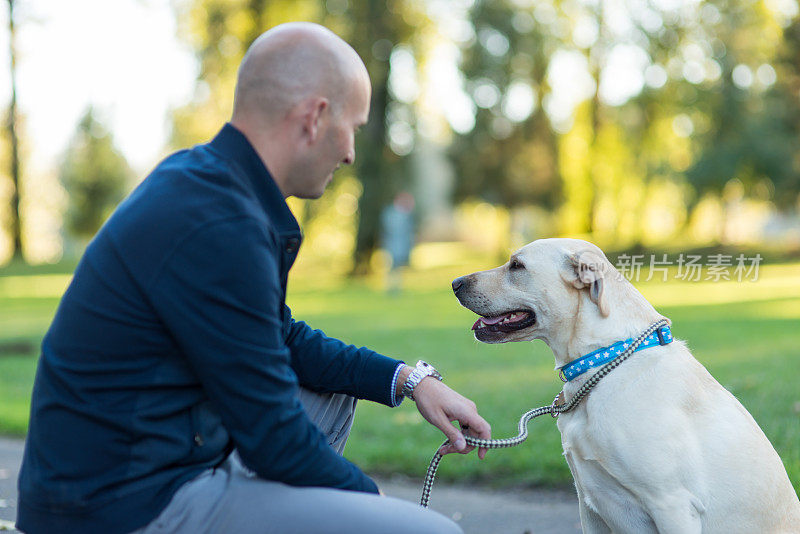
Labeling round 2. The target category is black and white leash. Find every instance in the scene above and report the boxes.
[419,319,669,508]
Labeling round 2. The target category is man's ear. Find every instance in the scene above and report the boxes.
[300,97,329,142]
[561,250,610,317]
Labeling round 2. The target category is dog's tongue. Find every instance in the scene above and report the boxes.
[472,314,508,329]
[480,315,506,325]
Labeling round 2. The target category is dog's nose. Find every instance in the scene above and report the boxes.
[452,276,465,294]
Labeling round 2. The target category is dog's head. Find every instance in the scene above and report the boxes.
[452,238,615,344]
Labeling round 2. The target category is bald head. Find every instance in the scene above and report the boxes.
[232,22,368,125]
[228,23,371,199]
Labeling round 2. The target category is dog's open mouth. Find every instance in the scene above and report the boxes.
[472,310,536,334]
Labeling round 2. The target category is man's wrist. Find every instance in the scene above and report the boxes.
[394,364,413,399]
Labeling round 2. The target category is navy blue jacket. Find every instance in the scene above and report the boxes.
[17,124,404,534]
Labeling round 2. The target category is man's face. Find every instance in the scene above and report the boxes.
[291,74,370,199]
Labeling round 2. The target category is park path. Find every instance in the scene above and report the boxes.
[0,437,581,533]
[0,438,20,531]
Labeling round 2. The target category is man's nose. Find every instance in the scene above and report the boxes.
[452,276,467,294]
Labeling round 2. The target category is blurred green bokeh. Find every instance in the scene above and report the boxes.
[3,0,800,270]
[2,256,798,492]
[1,0,799,495]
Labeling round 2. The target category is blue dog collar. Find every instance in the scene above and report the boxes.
[559,325,673,382]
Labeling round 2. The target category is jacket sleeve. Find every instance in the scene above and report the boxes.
[285,311,404,407]
[148,216,379,494]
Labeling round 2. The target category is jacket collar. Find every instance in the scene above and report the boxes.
[207,123,300,237]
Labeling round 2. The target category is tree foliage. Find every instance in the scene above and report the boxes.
[59,108,132,240]
[681,0,800,206]
[168,0,800,259]
[452,0,560,209]
[454,0,800,244]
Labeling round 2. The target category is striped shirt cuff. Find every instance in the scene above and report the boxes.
[389,362,406,407]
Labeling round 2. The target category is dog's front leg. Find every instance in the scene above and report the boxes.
[565,450,612,533]
[577,498,612,534]
[645,490,704,534]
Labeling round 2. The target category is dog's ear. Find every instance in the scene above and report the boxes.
[561,250,610,317]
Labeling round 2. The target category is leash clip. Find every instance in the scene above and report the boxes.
[550,391,565,418]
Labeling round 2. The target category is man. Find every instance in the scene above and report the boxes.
[17,22,490,534]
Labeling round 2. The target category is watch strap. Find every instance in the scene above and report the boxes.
[401,360,443,400]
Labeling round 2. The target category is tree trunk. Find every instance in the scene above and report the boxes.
[6,0,22,261]
[351,74,390,275]
[349,0,395,275]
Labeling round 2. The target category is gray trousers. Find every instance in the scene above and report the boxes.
[131,389,462,534]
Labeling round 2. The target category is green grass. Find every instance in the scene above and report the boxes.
[1,260,799,492]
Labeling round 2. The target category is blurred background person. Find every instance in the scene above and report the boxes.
[381,191,416,294]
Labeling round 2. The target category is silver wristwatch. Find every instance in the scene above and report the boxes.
[401,360,443,400]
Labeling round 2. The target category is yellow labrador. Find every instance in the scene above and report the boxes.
[452,238,800,533]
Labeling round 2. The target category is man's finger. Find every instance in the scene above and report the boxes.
[439,442,475,455]
[460,428,488,459]
[457,423,477,455]
[460,414,491,439]
[432,416,466,451]
[460,415,491,459]
[438,442,456,455]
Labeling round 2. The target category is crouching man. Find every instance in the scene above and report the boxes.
[17,22,490,534]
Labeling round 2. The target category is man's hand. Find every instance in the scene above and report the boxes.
[409,373,491,459]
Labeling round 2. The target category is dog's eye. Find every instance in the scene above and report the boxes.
[509,259,524,270]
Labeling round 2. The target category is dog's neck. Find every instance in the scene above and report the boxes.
[547,279,666,369]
